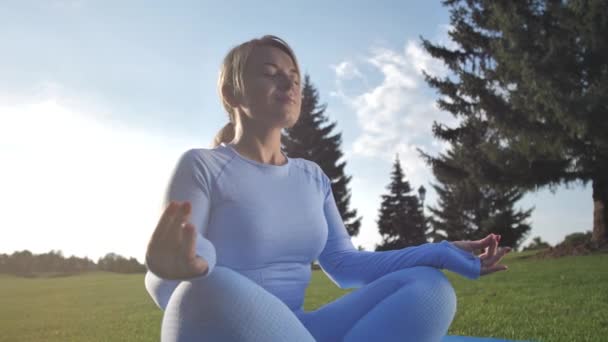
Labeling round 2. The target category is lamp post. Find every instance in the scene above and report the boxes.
[418,185,428,240]
[417,185,426,212]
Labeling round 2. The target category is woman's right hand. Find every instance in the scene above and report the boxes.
[145,201,209,280]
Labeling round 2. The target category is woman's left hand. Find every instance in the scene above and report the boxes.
[450,234,512,276]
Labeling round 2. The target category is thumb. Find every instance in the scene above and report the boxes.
[191,256,209,275]
[181,222,198,260]
[181,223,209,275]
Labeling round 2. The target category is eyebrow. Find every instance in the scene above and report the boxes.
[263,62,299,75]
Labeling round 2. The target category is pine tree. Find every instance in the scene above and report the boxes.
[282,74,362,236]
[428,179,534,249]
[421,0,608,245]
[376,155,426,251]
[422,118,533,249]
[427,180,475,243]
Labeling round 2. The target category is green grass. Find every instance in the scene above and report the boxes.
[443,250,608,342]
[0,251,606,341]
[0,272,161,341]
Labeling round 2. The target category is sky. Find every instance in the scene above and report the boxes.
[0,0,593,263]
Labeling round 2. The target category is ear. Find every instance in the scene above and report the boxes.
[221,84,243,109]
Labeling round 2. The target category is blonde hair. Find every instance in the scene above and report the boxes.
[212,35,300,148]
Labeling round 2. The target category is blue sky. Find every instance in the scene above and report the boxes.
[0,1,592,262]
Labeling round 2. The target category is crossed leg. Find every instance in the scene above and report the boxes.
[297,266,457,342]
[155,266,315,341]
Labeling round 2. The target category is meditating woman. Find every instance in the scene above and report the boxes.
[144,35,512,342]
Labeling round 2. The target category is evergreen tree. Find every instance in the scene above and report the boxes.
[421,0,608,245]
[376,154,426,251]
[429,175,532,249]
[427,180,474,243]
[423,123,533,249]
[282,74,362,236]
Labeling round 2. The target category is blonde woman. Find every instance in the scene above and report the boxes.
[144,35,513,342]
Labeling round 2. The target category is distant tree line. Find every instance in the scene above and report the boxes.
[0,250,145,277]
[522,237,551,252]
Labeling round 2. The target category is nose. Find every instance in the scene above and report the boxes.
[276,73,296,91]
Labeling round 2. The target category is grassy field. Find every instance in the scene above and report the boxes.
[0,250,606,341]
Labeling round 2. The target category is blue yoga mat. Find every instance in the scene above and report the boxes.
[442,336,532,342]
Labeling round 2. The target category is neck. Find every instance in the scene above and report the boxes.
[229,118,286,166]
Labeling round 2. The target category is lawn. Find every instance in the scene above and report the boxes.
[0,250,606,341]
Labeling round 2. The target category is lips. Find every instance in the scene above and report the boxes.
[276,94,296,104]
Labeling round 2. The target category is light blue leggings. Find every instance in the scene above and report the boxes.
[150,265,472,342]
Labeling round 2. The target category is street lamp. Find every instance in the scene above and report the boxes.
[418,185,429,241]
[417,185,426,210]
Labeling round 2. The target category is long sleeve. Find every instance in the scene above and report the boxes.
[147,149,217,279]
[317,173,481,289]
[145,149,218,309]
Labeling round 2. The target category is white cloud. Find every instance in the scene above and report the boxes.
[331,61,364,80]
[0,92,197,262]
[333,38,456,186]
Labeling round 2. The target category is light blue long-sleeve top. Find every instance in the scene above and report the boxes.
[146,142,481,312]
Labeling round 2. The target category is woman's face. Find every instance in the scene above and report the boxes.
[239,45,301,129]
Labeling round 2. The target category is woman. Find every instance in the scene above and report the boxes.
[144,35,512,342]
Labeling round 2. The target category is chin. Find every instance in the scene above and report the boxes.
[272,110,300,129]
[284,112,301,129]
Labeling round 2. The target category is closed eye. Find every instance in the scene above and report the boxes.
[262,72,299,86]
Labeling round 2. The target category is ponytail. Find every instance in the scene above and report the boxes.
[212,122,235,148]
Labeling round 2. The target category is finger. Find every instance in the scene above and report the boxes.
[176,222,208,279]
[479,249,488,260]
[170,202,192,234]
[496,246,512,262]
[487,234,498,257]
[165,201,192,242]
[181,222,198,260]
[191,257,209,276]
[183,223,209,274]
[450,241,470,252]
[483,246,512,267]
[479,234,496,257]
[174,201,192,221]
[150,201,180,244]
[470,234,494,251]
[480,263,509,276]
